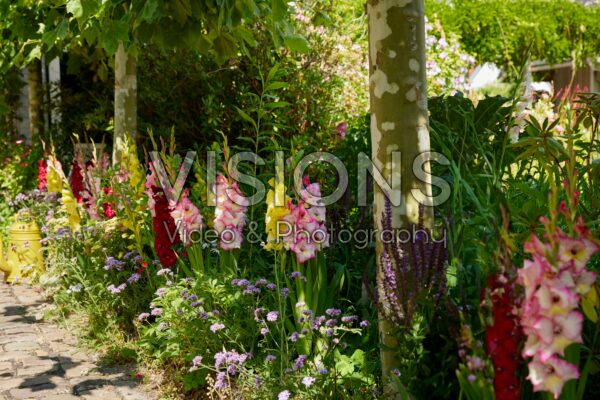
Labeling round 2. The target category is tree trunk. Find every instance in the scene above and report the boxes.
[27,60,43,140]
[113,42,137,164]
[368,0,432,397]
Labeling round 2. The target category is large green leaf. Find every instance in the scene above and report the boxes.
[283,34,310,53]
[66,0,83,18]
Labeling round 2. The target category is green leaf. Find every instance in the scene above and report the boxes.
[25,45,42,63]
[272,0,288,21]
[55,19,69,41]
[265,81,288,92]
[583,296,598,322]
[138,0,158,23]
[67,0,83,18]
[283,34,310,53]
[213,34,237,65]
[235,107,257,129]
[264,101,290,109]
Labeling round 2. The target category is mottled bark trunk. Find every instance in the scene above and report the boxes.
[368,0,431,397]
[27,61,43,140]
[113,42,137,164]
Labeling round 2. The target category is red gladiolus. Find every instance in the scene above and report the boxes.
[486,274,523,400]
[151,186,180,267]
[69,160,85,204]
[38,159,47,191]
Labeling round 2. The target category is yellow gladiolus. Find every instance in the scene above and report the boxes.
[264,178,291,251]
[125,144,144,194]
[46,157,64,194]
[60,186,81,232]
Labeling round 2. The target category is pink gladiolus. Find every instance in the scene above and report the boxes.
[213,173,248,250]
[278,177,329,263]
[527,355,579,399]
[518,227,599,399]
[145,162,159,217]
[170,189,203,246]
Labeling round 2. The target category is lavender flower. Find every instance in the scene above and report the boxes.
[266,311,279,322]
[293,355,307,371]
[123,250,137,260]
[243,285,261,295]
[189,355,203,372]
[325,308,341,316]
[359,320,370,328]
[290,271,307,281]
[138,313,150,321]
[260,327,270,335]
[290,332,299,342]
[302,376,316,388]
[214,371,227,389]
[278,390,291,400]
[210,323,225,332]
[376,200,448,328]
[104,257,125,271]
[197,311,209,319]
[151,308,162,316]
[155,288,167,298]
[156,268,173,276]
[254,307,264,321]
[127,273,141,283]
[266,354,276,362]
[266,283,276,291]
[107,283,126,294]
[279,288,289,297]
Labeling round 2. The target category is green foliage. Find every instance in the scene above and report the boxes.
[427,0,600,68]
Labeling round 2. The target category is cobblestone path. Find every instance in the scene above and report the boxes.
[0,283,155,400]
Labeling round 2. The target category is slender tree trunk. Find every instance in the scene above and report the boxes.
[368,0,432,397]
[113,42,137,164]
[27,60,43,140]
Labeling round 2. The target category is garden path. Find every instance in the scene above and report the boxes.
[0,283,155,400]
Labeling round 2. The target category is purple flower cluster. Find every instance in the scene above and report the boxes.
[293,355,307,371]
[107,283,126,294]
[210,323,225,332]
[212,350,250,389]
[231,278,279,295]
[189,355,203,372]
[376,200,448,327]
[127,273,141,283]
[290,271,307,282]
[104,257,125,271]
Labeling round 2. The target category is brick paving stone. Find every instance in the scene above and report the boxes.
[0,283,155,399]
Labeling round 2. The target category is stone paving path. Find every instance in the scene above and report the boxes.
[0,283,155,400]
